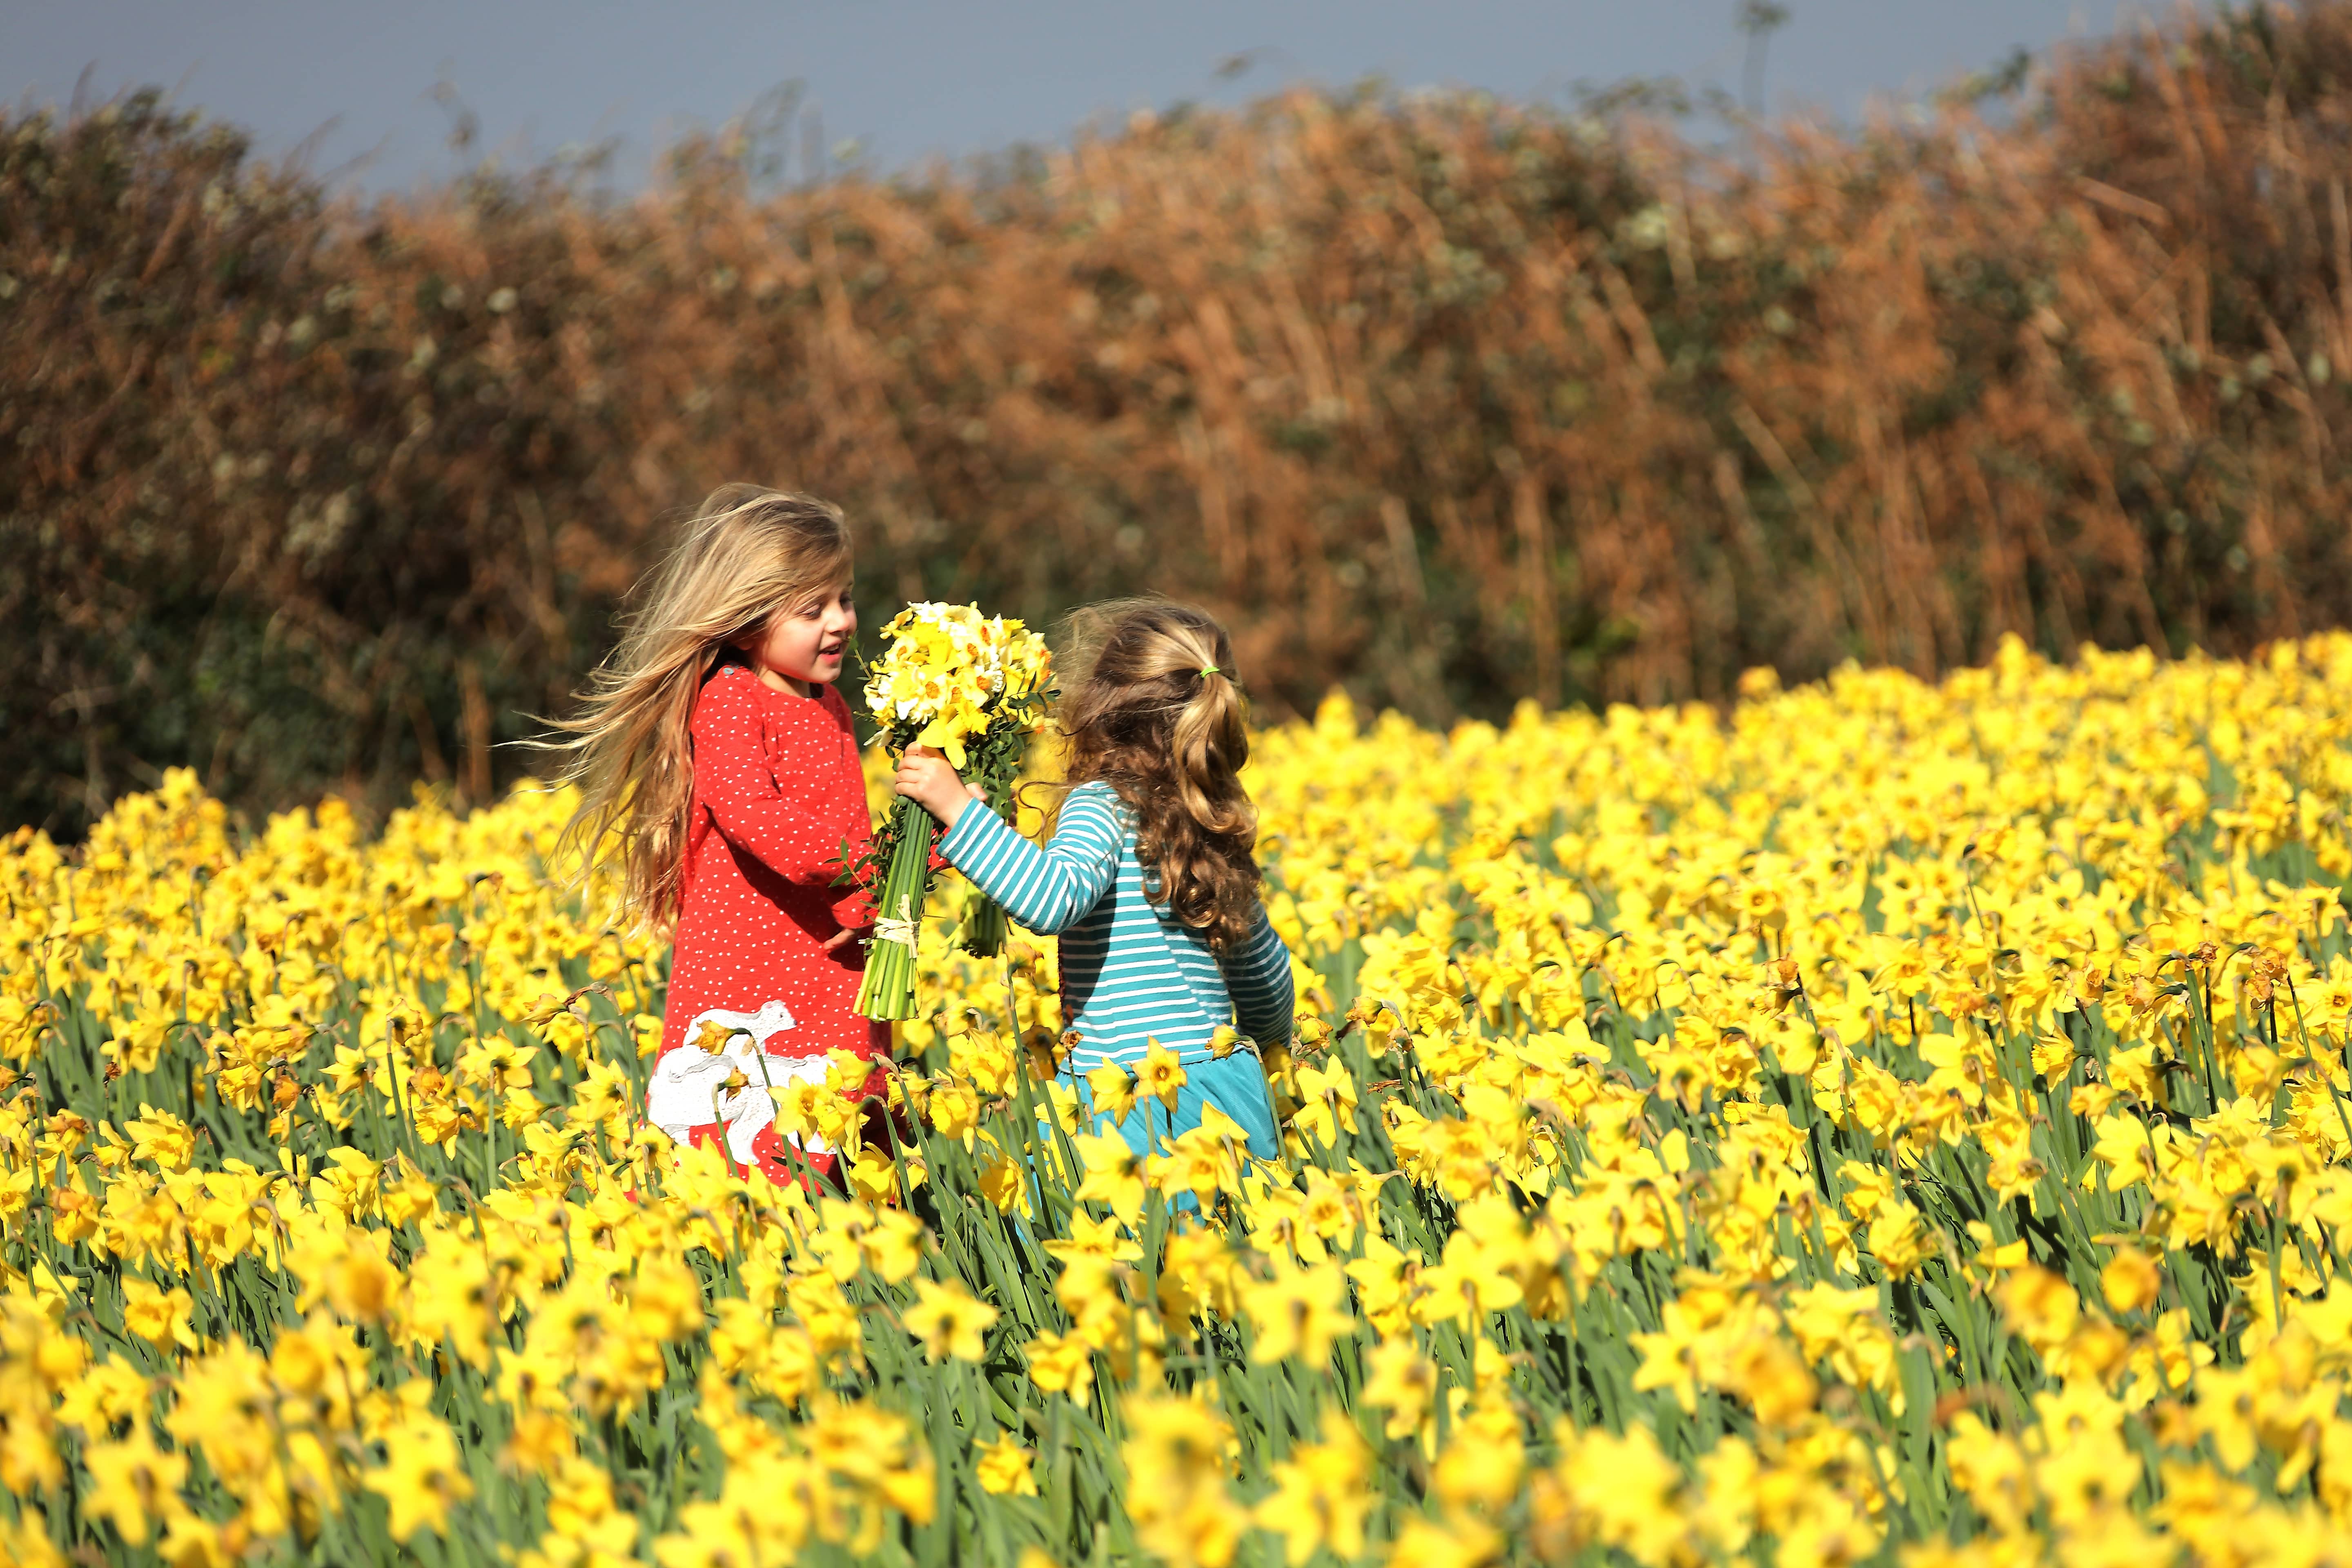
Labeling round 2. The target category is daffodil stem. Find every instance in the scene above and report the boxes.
[855,796,937,1021]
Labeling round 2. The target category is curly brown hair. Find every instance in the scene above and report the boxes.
[1053,600,1262,951]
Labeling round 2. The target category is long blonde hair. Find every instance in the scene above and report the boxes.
[1053,599,1261,950]
[546,483,852,929]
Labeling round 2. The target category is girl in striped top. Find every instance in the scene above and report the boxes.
[891,601,1292,1159]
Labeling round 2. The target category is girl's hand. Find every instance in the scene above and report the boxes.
[894,745,984,827]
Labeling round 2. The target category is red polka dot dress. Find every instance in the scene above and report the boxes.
[644,661,889,1186]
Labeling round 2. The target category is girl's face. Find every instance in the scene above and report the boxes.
[742,580,856,696]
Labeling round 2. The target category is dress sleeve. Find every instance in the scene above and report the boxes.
[691,673,862,900]
[1221,903,1296,1049]
[935,784,1123,935]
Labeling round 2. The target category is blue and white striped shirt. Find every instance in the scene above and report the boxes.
[937,780,1294,1069]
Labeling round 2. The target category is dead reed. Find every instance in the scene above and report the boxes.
[7,2,2352,835]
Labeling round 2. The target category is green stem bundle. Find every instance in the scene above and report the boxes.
[855,796,938,1021]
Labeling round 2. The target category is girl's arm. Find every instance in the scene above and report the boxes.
[933,786,1123,936]
[1221,903,1296,1049]
[691,674,868,922]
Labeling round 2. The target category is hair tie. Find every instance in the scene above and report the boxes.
[1198,664,1220,679]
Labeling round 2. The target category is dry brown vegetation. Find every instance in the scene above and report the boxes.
[11,3,2352,836]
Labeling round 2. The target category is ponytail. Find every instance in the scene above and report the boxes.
[1054,600,1262,950]
[1169,663,1252,839]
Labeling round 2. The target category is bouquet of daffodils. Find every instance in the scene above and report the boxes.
[853,602,1054,1020]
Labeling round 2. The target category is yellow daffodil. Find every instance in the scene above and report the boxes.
[900,1277,999,1363]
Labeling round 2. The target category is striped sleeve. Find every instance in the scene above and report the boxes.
[1221,904,1295,1049]
[936,785,1123,935]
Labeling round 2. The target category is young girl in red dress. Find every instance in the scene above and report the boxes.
[551,483,887,1186]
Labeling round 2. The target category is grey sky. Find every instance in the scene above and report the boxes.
[9,1,2120,191]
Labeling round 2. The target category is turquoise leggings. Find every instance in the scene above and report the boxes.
[1061,1050,1281,1161]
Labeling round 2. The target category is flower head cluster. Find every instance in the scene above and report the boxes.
[862,600,1052,766]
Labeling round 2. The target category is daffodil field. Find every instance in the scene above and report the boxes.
[18,636,2352,1566]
